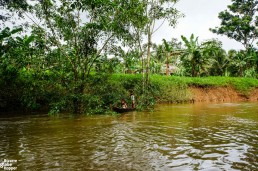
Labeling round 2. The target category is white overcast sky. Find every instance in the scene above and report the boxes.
[152,0,254,51]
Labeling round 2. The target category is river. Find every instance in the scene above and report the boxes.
[0,102,257,171]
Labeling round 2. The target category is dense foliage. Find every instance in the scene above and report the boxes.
[210,0,258,50]
[0,0,257,114]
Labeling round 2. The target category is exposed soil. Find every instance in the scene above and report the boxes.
[189,86,258,103]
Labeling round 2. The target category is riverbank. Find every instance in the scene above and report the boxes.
[189,86,258,103]
[149,75,258,104]
[1,73,258,114]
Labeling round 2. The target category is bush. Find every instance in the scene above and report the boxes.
[150,75,191,103]
[2,69,258,114]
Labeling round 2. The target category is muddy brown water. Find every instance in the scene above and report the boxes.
[0,102,257,171]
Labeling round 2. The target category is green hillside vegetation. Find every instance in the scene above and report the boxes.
[0,0,257,114]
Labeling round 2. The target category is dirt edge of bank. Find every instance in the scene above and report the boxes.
[189,86,258,103]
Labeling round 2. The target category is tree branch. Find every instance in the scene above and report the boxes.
[43,7,76,72]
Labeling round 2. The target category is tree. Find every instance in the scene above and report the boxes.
[181,34,203,77]
[0,27,23,56]
[0,27,43,111]
[202,39,229,76]
[181,34,218,77]
[150,43,164,74]
[133,0,183,83]
[151,38,182,75]
[29,0,146,114]
[228,49,252,76]
[0,0,28,10]
[162,39,172,76]
[230,47,257,77]
[0,27,35,69]
[112,46,141,74]
[210,0,258,50]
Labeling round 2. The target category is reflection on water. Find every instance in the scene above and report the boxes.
[0,102,257,170]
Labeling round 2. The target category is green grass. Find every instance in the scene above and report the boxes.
[150,75,258,91]
[111,74,258,103]
[179,76,258,93]
[150,75,191,103]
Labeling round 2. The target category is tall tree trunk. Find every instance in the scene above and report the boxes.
[73,81,85,114]
[191,62,197,77]
[142,51,145,91]
[239,67,243,77]
[73,71,79,114]
[72,69,86,114]
[146,26,151,85]
[166,54,169,76]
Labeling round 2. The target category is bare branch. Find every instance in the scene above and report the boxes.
[152,18,166,35]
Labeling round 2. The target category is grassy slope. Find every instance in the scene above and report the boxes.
[150,75,258,90]
[112,74,258,103]
[153,76,258,103]
[176,76,258,93]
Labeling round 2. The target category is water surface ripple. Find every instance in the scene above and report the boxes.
[0,102,257,170]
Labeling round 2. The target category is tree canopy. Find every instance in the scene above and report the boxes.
[210,0,258,50]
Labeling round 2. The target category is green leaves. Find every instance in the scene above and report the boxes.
[181,34,199,52]
[180,34,227,77]
[10,27,23,34]
[210,0,258,50]
[0,27,23,41]
[15,35,35,46]
[28,0,152,113]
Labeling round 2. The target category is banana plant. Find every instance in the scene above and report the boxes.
[233,48,257,77]
[0,27,23,56]
[181,34,203,77]
[181,34,222,77]
[162,39,173,76]
[202,39,229,76]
